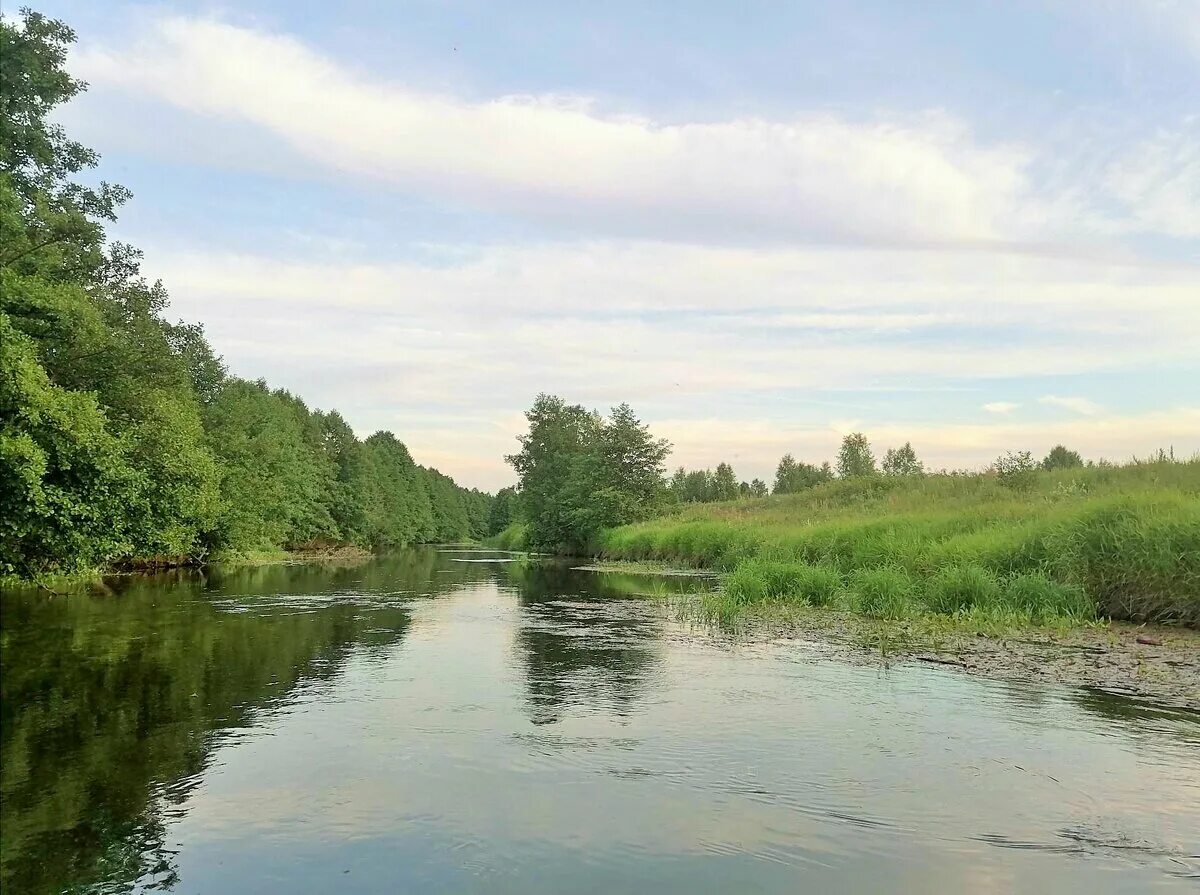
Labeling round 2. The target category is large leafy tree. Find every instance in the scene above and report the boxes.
[506,395,599,550]
[507,397,669,551]
[1,9,220,571]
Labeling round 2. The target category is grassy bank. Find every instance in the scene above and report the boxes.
[588,459,1199,627]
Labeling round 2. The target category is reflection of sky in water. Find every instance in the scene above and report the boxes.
[4,552,1197,894]
[154,565,1199,892]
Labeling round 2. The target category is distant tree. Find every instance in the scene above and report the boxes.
[994,450,1038,491]
[556,403,671,549]
[882,442,924,476]
[1042,444,1084,470]
[488,486,517,535]
[749,478,769,498]
[505,394,598,550]
[773,453,831,494]
[668,467,688,501]
[711,462,739,501]
[773,454,797,494]
[836,433,876,478]
[693,470,714,501]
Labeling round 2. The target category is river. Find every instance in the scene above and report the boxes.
[2,548,1197,893]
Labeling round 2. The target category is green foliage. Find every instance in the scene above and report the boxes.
[668,461,746,503]
[490,521,530,551]
[848,568,915,619]
[836,433,877,478]
[882,442,924,477]
[773,454,833,494]
[710,462,738,501]
[506,396,669,552]
[488,486,518,535]
[1042,444,1084,470]
[994,450,1038,491]
[725,560,840,606]
[0,313,133,575]
[0,10,489,577]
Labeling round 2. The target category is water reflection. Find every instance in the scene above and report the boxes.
[0,551,479,895]
[2,552,1197,895]
[507,562,675,725]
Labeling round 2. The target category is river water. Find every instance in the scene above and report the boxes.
[2,549,1197,893]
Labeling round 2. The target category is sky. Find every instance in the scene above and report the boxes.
[27,0,1200,490]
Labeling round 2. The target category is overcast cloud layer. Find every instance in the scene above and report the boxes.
[38,1,1200,489]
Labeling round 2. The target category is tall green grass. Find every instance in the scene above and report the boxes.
[597,459,1200,626]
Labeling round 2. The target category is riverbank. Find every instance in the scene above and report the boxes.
[542,558,1200,708]
[1,544,383,591]
[586,459,1199,627]
[675,600,1200,710]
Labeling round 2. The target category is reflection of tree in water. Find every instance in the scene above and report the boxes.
[507,562,669,726]
[1069,688,1200,747]
[0,560,427,895]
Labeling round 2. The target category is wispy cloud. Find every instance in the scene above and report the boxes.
[1038,395,1104,416]
[982,402,1019,414]
[66,15,1136,249]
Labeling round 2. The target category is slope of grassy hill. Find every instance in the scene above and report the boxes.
[595,459,1200,626]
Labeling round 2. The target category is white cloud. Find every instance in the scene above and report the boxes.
[1102,126,1200,238]
[1038,395,1104,416]
[146,239,1200,330]
[134,237,1198,489]
[982,402,1019,414]
[70,15,1067,247]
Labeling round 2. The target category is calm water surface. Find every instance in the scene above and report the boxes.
[2,549,1198,893]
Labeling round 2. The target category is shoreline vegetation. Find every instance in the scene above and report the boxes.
[492,394,1199,632]
[1,13,492,586]
[496,554,1200,707]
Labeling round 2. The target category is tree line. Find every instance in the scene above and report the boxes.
[498,389,1097,550]
[0,12,489,579]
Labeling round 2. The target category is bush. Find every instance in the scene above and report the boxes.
[994,451,1038,491]
[1000,573,1093,622]
[490,522,530,551]
[724,560,842,606]
[922,565,1001,614]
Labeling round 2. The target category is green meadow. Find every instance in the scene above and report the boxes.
[587,458,1199,627]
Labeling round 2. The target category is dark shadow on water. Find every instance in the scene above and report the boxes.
[1070,687,1200,745]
